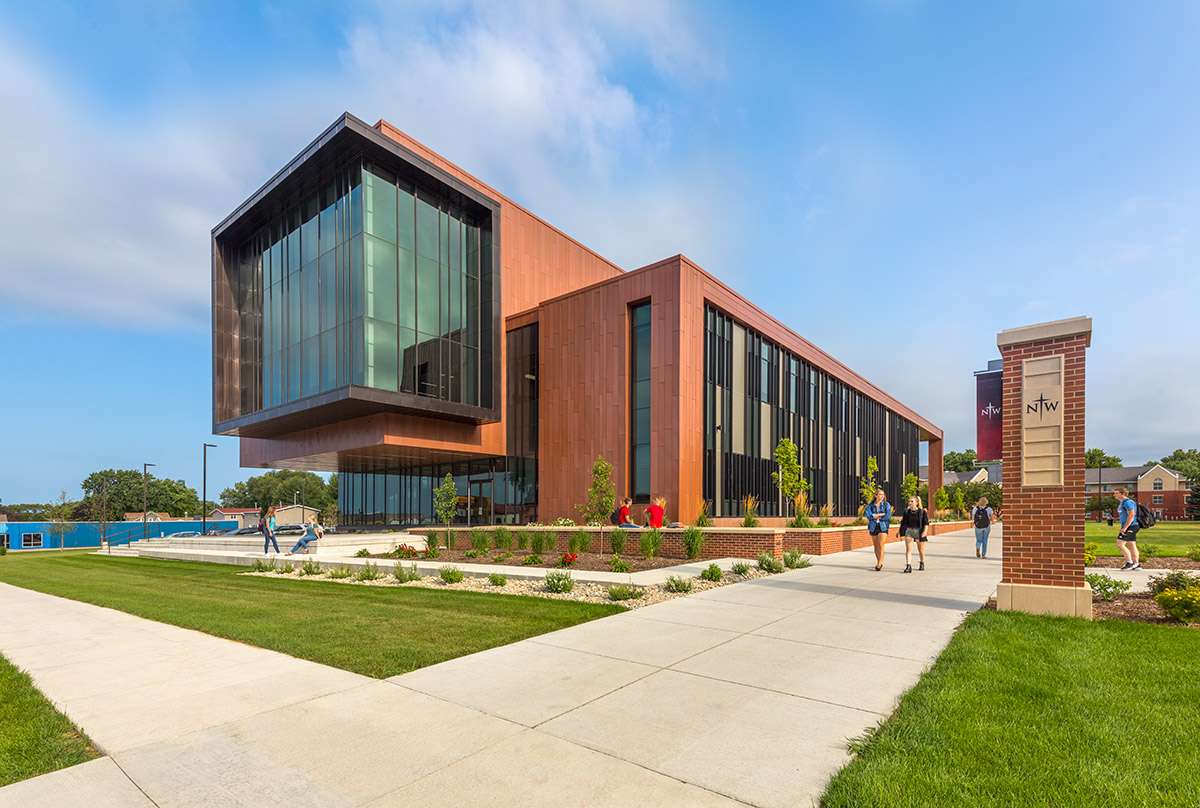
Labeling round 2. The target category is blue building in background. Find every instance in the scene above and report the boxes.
[0,520,237,551]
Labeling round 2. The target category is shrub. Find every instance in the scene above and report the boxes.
[354,562,383,581]
[782,549,812,569]
[694,499,713,528]
[731,561,751,576]
[463,549,488,559]
[328,565,353,579]
[488,572,507,587]
[493,526,512,552]
[1154,587,1200,623]
[551,517,576,527]
[394,563,421,583]
[515,530,531,551]
[757,553,784,574]
[640,528,662,560]
[1140,543,1161,558]
[469,529,490,553]
[0,546,6,556]
[609,529,627,556]
[664,575,693,593]
[439,565,464,584]
[1188,544,1200,563]
[608,556,633,573]
[522,553,544,566]
[682,526,705,559]
[741,494,761,528]
[1084,542,1099,566]
[530,531,547,555]
[354,548,371,558]
[423,543,440,559]
[544,570,574,593]
[608,584,643,601]
[300,558,322,576]
[1085,572,1132,601]
[558,553,578,568]
[389,544,421,559]
[568,530,582,554]
[491,553,514,563]
[251,558,276,572]
[700,563,723,582]
[1146,570,1200,597]
[277,561,294,574]
[577,529,593,554]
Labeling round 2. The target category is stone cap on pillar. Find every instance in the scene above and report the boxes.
[997,316,1092,349]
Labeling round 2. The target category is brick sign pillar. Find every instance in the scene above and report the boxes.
[995,317,1093,618]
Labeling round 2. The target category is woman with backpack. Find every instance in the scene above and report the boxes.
[897,496,930,572]
[971,497,995,559]
[865,489,892,571]
[262,505,279,555]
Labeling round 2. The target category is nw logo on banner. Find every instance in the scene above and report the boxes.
[1026,394,1059,419]
[981,402,1001,418]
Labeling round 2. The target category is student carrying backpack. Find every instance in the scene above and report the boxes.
[1134,501,1157,529]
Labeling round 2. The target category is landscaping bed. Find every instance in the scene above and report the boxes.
[1090,555,1199,570]
[1091,592,1187,626]
[368,547,691,572]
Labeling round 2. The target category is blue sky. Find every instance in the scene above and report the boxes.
[2,1,1197,504]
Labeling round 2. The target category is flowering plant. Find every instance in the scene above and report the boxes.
[389,544,421,559]
[557,553,578,568]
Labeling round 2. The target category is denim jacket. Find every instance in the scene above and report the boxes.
[865,501,892,531]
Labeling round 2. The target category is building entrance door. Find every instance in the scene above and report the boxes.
[468,480,492,525]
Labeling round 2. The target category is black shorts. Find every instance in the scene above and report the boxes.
[1119,525,1140,542]
[869,525,885,536]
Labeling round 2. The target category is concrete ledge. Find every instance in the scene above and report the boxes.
[996,581,1092,619]
[997,316,1092,348]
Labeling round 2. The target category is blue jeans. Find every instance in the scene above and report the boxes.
[263,532,279,553]
[974,526,990,555]
[290,536,314,554]
[618,522,641,529]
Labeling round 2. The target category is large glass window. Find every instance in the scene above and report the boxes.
[630,303,652,502]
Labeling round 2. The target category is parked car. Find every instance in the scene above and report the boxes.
[206,528,237,536]
[234,525,262,535]
[165,531,201,539]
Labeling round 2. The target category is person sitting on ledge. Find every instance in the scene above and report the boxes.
[286,515,324,556]
[644,497,666,528]
[617,497,640,529]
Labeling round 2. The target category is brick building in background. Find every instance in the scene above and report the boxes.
[1084,464,1192,521]
[213,113,943,527]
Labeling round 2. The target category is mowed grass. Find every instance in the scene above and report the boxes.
[0,652,100,787]
[0,552,624,678]
[822,610,1200,808]
[1085,521,1200,556]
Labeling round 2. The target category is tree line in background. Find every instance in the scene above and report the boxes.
[0,469,338,525]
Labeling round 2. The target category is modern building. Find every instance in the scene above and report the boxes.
[1083,464,1192,521]
[213,113,944,527]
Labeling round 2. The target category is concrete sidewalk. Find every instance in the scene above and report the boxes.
[0,527,1001,808]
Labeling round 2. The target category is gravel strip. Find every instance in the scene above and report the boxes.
[241,564,781,608]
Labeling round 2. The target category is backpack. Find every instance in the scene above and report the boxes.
[258,517,267,533]
[1135,502,1156,529]
[609,507,622,526]
[973,507,990,529]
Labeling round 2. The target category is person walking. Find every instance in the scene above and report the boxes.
[262,505,280,555]
[286,515,323,556]
[971,497,995,558]
[617,498,640,529]
[1114,487,1141,571]
[897,496,930,572]
[865,489,892,571]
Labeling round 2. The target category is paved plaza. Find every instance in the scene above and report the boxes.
[0,527,1002,807]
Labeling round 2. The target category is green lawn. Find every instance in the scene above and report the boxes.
[0,652,100,787]
[821,610,1200,808]
[1085,521,1200,556]
[0,552,624,678]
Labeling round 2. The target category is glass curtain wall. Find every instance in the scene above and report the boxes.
[234,157,488,415]
[702,304,918,517]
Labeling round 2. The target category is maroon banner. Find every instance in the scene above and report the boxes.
[976,371,1003,461]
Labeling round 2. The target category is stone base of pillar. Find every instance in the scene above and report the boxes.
[996,582,1093,619]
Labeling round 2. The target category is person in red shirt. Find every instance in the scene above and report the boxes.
[644,497,665,528]
[617,498,639,528]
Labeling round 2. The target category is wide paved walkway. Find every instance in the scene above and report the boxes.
[0,527,1001,808]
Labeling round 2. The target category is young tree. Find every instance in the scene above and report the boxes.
[952,488,966,517]
[1085,448,1124,469]
[934,487,950,513]
[45,490,77,552]
[900,473,920,506]
[943,449,977,472]
[1186,481,1200,521]
[576,455,616,525]
[433,473,458,548]
[859,456,879,508]
[772,438,809,515]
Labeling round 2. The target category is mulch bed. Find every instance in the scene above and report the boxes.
[982,593,1197,628]
[1090,556,1200,570]
[369,548,695,572]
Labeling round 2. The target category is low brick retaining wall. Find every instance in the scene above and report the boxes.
[407,521,974,562]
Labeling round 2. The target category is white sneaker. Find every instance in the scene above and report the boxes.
[1130,563,1141,571]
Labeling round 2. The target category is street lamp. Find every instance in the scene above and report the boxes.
[202,443,217,536]
[143,462,156,543]
[294,491,299,507]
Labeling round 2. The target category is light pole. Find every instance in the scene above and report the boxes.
[143,462,156,543]
[294,491,299,507]
[1097,460,1103,522]
[202,443,216,536]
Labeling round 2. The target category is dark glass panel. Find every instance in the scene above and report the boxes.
[271,351,282,408]
[465,274,479,347]
[365,318,398,392]
[398,248,416,330]
[301,261,319,341]
[351,318,364,386]
[320,331,336,392]
[349,167,362,237]
[288,273,302,347]
[287,346,300,402]
[465,225,479,277]
[302,337,319,398]
[417,255,440,337]
[634,379,650,410]
[319,252,337,333]
[301,195,319,266]
[286,210,300,274]
[349,235,363,321]
[319,181,337,254]
[449,217,461,269]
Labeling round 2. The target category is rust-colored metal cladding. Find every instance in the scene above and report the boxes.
[214,114,942,527]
